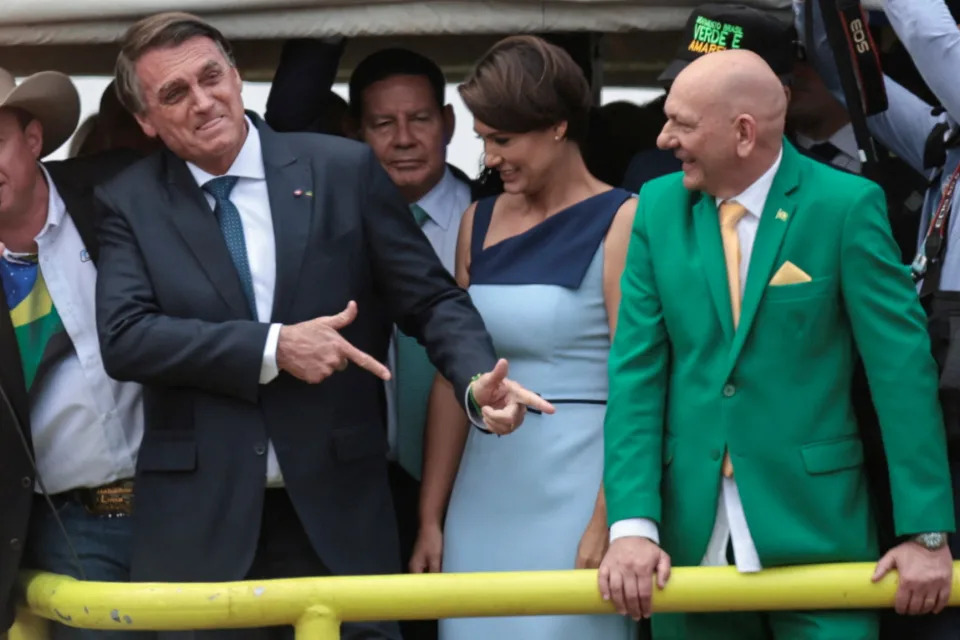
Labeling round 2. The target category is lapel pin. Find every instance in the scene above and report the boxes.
[775,209,789,221]
[293,189,314,198]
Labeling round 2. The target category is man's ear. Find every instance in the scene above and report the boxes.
[735,114,758,158]
[134,113,159,139]
[24,119,44,160]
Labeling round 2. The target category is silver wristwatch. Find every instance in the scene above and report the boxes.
[911,532,948,551]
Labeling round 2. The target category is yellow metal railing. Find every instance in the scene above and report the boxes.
[10,563,960,639]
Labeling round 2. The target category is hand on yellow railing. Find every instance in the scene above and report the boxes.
[597,537,671,621]
[873,541,953,615]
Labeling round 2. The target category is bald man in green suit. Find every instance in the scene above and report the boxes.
[597,50,955,640]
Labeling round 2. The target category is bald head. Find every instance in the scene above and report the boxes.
[682,50,786,140]
[658,49,788,197]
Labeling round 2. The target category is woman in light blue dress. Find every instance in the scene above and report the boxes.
[408,35,637,640]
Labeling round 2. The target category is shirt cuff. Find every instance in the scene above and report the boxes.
[259,323,283,384]
[463,382,490,432]
[610,518,660,545]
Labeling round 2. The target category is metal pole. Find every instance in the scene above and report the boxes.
[294,606,340,640]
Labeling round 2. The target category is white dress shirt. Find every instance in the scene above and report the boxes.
[609,149,784,574]
[386,167,471,458]
[6,165,145,494]
[186,117,284,486]
[416,167,470,272]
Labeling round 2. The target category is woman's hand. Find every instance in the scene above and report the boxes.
[409,522,444,573]
[576,514,609,569]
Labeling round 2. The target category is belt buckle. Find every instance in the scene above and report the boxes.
[80,480,134,517]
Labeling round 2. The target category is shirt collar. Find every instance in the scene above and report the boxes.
[36,163,66,239]
[828,124,859,160]
[715,147,784,218]
[415,167,458,230]
[795,124,858,161]
[186,116,266,188]
[1,164,65,261]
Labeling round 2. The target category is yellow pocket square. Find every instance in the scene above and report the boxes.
[769,261,812,286]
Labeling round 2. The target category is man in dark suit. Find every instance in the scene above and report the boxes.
[95,12,551,640]
[0,69,144,639]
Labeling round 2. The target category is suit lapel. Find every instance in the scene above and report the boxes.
[725,143,802,372]
[694,193,735,341]
[163,151,253,319]
[46,168,99,264]
[255,117,315,320]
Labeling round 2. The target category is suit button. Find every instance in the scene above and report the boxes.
[711,449,721,461]
[21,476,31,488]
[722,383,736,397]
[253,443,267,456]
[9,538,21,551]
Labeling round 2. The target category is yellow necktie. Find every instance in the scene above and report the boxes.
[718,201,747,478]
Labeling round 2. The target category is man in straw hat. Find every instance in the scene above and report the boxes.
[0,68,145,638]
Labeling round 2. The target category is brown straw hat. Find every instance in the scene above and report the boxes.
[0,68,80,157]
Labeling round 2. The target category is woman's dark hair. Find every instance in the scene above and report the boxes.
[458,35,593,146]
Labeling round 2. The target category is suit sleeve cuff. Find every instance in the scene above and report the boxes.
[259,323,283,384]
[610,518,660,544]
[463,382,491,432]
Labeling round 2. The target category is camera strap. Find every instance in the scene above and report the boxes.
[915,163,960,293]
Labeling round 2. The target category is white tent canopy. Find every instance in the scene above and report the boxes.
[0,0,886,81]
[0,0,885,45]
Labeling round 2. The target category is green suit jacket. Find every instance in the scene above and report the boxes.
[605,141,955,567]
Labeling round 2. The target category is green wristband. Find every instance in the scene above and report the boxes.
[468,372,483,414]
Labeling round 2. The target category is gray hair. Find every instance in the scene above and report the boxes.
[114,12,235,115]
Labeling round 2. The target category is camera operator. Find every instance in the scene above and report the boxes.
[801,0,960,636]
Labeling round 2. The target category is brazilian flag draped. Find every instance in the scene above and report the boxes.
[1,254,65,391]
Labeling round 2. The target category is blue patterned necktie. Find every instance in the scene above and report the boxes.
[203,176,257,319]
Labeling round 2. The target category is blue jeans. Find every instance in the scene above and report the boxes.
[23,493,151,640]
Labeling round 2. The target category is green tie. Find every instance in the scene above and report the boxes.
[395,332,434,480]
[395,202,434,479]
[410,203,430,227]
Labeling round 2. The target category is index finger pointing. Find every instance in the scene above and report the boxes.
[341,341,392,380]
[508,382,555,414]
